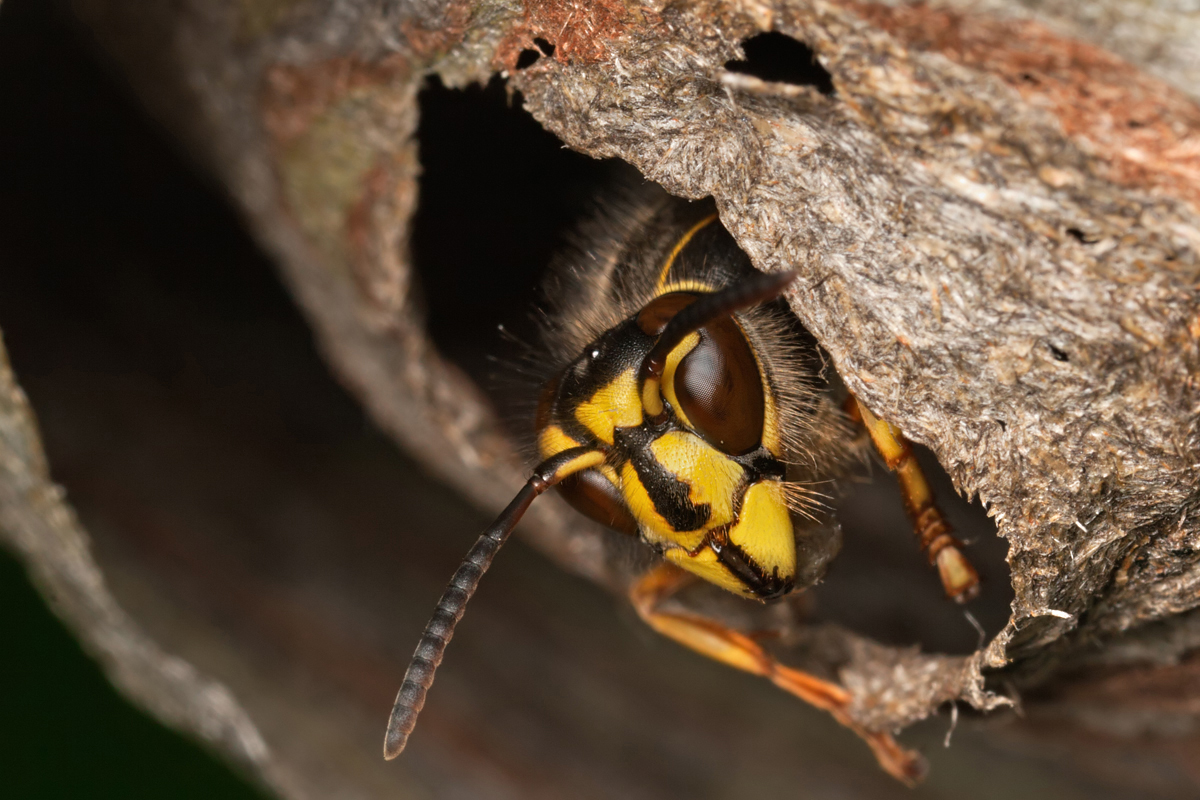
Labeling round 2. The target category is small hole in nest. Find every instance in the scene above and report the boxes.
[1066,227,1100,244]
[515,49,541,69]
[533,37,556,57]
[725,32,835,95]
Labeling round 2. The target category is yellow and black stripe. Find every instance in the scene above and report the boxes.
[533,195,814,600]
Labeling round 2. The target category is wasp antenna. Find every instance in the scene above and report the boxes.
[640,269,798,419]
[383,446,605,760]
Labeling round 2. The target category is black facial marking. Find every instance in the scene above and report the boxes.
[555,320,652,415]
[711,536,793,600]
[735,446,787,482]
[615,424,713,533]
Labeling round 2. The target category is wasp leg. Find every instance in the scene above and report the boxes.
[849,397,981,602]
[630,563,926,785]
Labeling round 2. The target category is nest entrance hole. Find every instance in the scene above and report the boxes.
[412,76,629,408]
[412,76,1012,656]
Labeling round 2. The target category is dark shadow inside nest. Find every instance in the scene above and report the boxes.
[725,31,836,95]
[411,75,628,388]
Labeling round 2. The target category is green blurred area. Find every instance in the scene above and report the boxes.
[0,548,270,798]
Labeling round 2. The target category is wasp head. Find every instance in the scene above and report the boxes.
[535,279,798,601]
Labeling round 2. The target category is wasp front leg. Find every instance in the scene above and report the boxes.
[849,398,981,602]
[630,563,925,785]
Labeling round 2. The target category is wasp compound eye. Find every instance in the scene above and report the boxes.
[557,468,640,535]
[673,314,764,455]
[636,291,767,454]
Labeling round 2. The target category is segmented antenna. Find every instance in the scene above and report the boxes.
[383,446,603,759]
[639,269,798,420]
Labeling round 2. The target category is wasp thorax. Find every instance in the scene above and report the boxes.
[535,286,796,601]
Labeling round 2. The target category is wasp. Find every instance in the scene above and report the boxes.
[384,190,979,782]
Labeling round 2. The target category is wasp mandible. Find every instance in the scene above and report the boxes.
[384,190,979,782]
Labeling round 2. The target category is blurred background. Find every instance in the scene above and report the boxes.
[0,1,276,794]
[3,1,1194,797]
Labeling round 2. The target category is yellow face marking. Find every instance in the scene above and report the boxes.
[659,331,700,431]
[760,365,783,457]
[727,480,796,585]
[625,430,746,554]
[662,547,751,597]
[735,318,783,458]
[641,376,664,418]
[552,449,607,480]
[660,482,794,599]
[654,213,719,292]
[538,425,583,461]
[574,368,643,445]
[619,460,692,546]
[649,431,743,529]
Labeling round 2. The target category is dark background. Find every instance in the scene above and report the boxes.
[0,0,274,795]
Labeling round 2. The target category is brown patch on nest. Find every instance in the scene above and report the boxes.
[496,0,662,71]
[848,1,1200,211]
[261,55,413,148]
